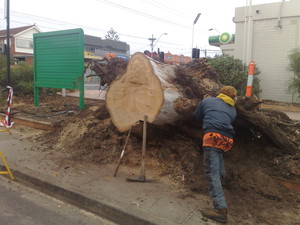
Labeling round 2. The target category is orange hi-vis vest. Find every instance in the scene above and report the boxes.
[203,132,233,152]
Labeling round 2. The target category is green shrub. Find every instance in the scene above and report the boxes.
[0,56,59,96]
[8,64,34,95]
[0,54,33,95]
[287,48,300,97]
[207,55,261,97]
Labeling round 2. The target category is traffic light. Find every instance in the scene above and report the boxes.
[159,52,164,62]
[192,48,200,59]
[192,48,197,58]
[196,48,200,58]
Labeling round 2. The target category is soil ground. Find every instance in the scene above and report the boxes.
[2,94,300,225]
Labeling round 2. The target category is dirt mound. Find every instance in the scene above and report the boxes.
[4,55,299,224]
[6,93,299,225]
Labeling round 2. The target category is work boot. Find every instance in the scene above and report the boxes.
[201,208,227,224]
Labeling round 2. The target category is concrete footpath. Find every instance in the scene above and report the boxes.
[0,127,215,225]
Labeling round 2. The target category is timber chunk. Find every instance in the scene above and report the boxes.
[106,53,164,132]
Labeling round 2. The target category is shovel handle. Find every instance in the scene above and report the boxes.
[140,115,147,178]
[113,127,132,177]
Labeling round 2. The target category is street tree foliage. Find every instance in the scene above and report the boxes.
[287,48,300,97]
[105,28,120,41]
[207,55,261,97]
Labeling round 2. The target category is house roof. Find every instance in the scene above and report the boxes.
[84,34,130,51]
[0,25,36,38]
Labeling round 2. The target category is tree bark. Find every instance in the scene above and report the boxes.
[235,97,300,153]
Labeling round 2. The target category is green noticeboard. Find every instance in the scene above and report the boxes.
[33,28,85,110]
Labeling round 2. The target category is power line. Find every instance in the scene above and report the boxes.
[0,9,150,40]
[8,10,152,40]
[0,9,198,55]
[96,0,191,30]
[0,14,156,49]
[131,44,150,52]
[141,0,187,18]
[0,9,108,33]
[140,0,203,26]
[0,10,193,48]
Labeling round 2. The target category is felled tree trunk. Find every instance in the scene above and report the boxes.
[91,52,300,153]
[105,52,220,132]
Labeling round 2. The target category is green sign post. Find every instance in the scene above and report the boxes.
[33,28,85,110]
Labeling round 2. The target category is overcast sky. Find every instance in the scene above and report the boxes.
[0,0,283,56]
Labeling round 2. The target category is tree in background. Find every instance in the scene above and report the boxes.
[287,48,300,97]
[207,55,261,97]
[105,28,120,41]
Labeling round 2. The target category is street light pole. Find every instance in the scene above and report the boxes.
[153,33,167,51]
[191,13,201,57]
[149,33,167,59]
[208,28,220,34]
[5,0,10,86]
[148,34,156,59]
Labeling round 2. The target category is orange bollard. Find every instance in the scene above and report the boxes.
[246,61,255,97]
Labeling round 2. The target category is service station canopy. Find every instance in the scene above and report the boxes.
[33,28,85,110]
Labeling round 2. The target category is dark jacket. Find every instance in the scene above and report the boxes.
[194,97,236,138]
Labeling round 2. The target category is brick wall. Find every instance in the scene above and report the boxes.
[25,56,34,65]
[164,52,191,64]
[0,36,33,65]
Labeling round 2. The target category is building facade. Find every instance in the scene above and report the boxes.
[0,25,40,64]
[84,35,130,60]
[164,52,191,64]
[221,0,300,103]
[1,25,130,65]
[143,50,192,64]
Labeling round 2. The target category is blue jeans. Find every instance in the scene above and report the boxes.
[203,146,227,209]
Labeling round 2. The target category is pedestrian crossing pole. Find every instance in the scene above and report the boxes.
[246,61,255,97]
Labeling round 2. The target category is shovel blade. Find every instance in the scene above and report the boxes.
[126,176,146,182]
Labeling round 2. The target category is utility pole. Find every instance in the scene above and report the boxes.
[5,0,11,126]
[148,34,156,59]
[5,0,10,86]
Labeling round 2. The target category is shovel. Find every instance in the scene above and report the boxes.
[126,115,148,182]
[113,126,132,177]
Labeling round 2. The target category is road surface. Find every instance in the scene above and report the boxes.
[0,178,117,225]
[85,82,100,90]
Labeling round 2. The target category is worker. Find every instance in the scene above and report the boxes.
[194,86,237,224]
